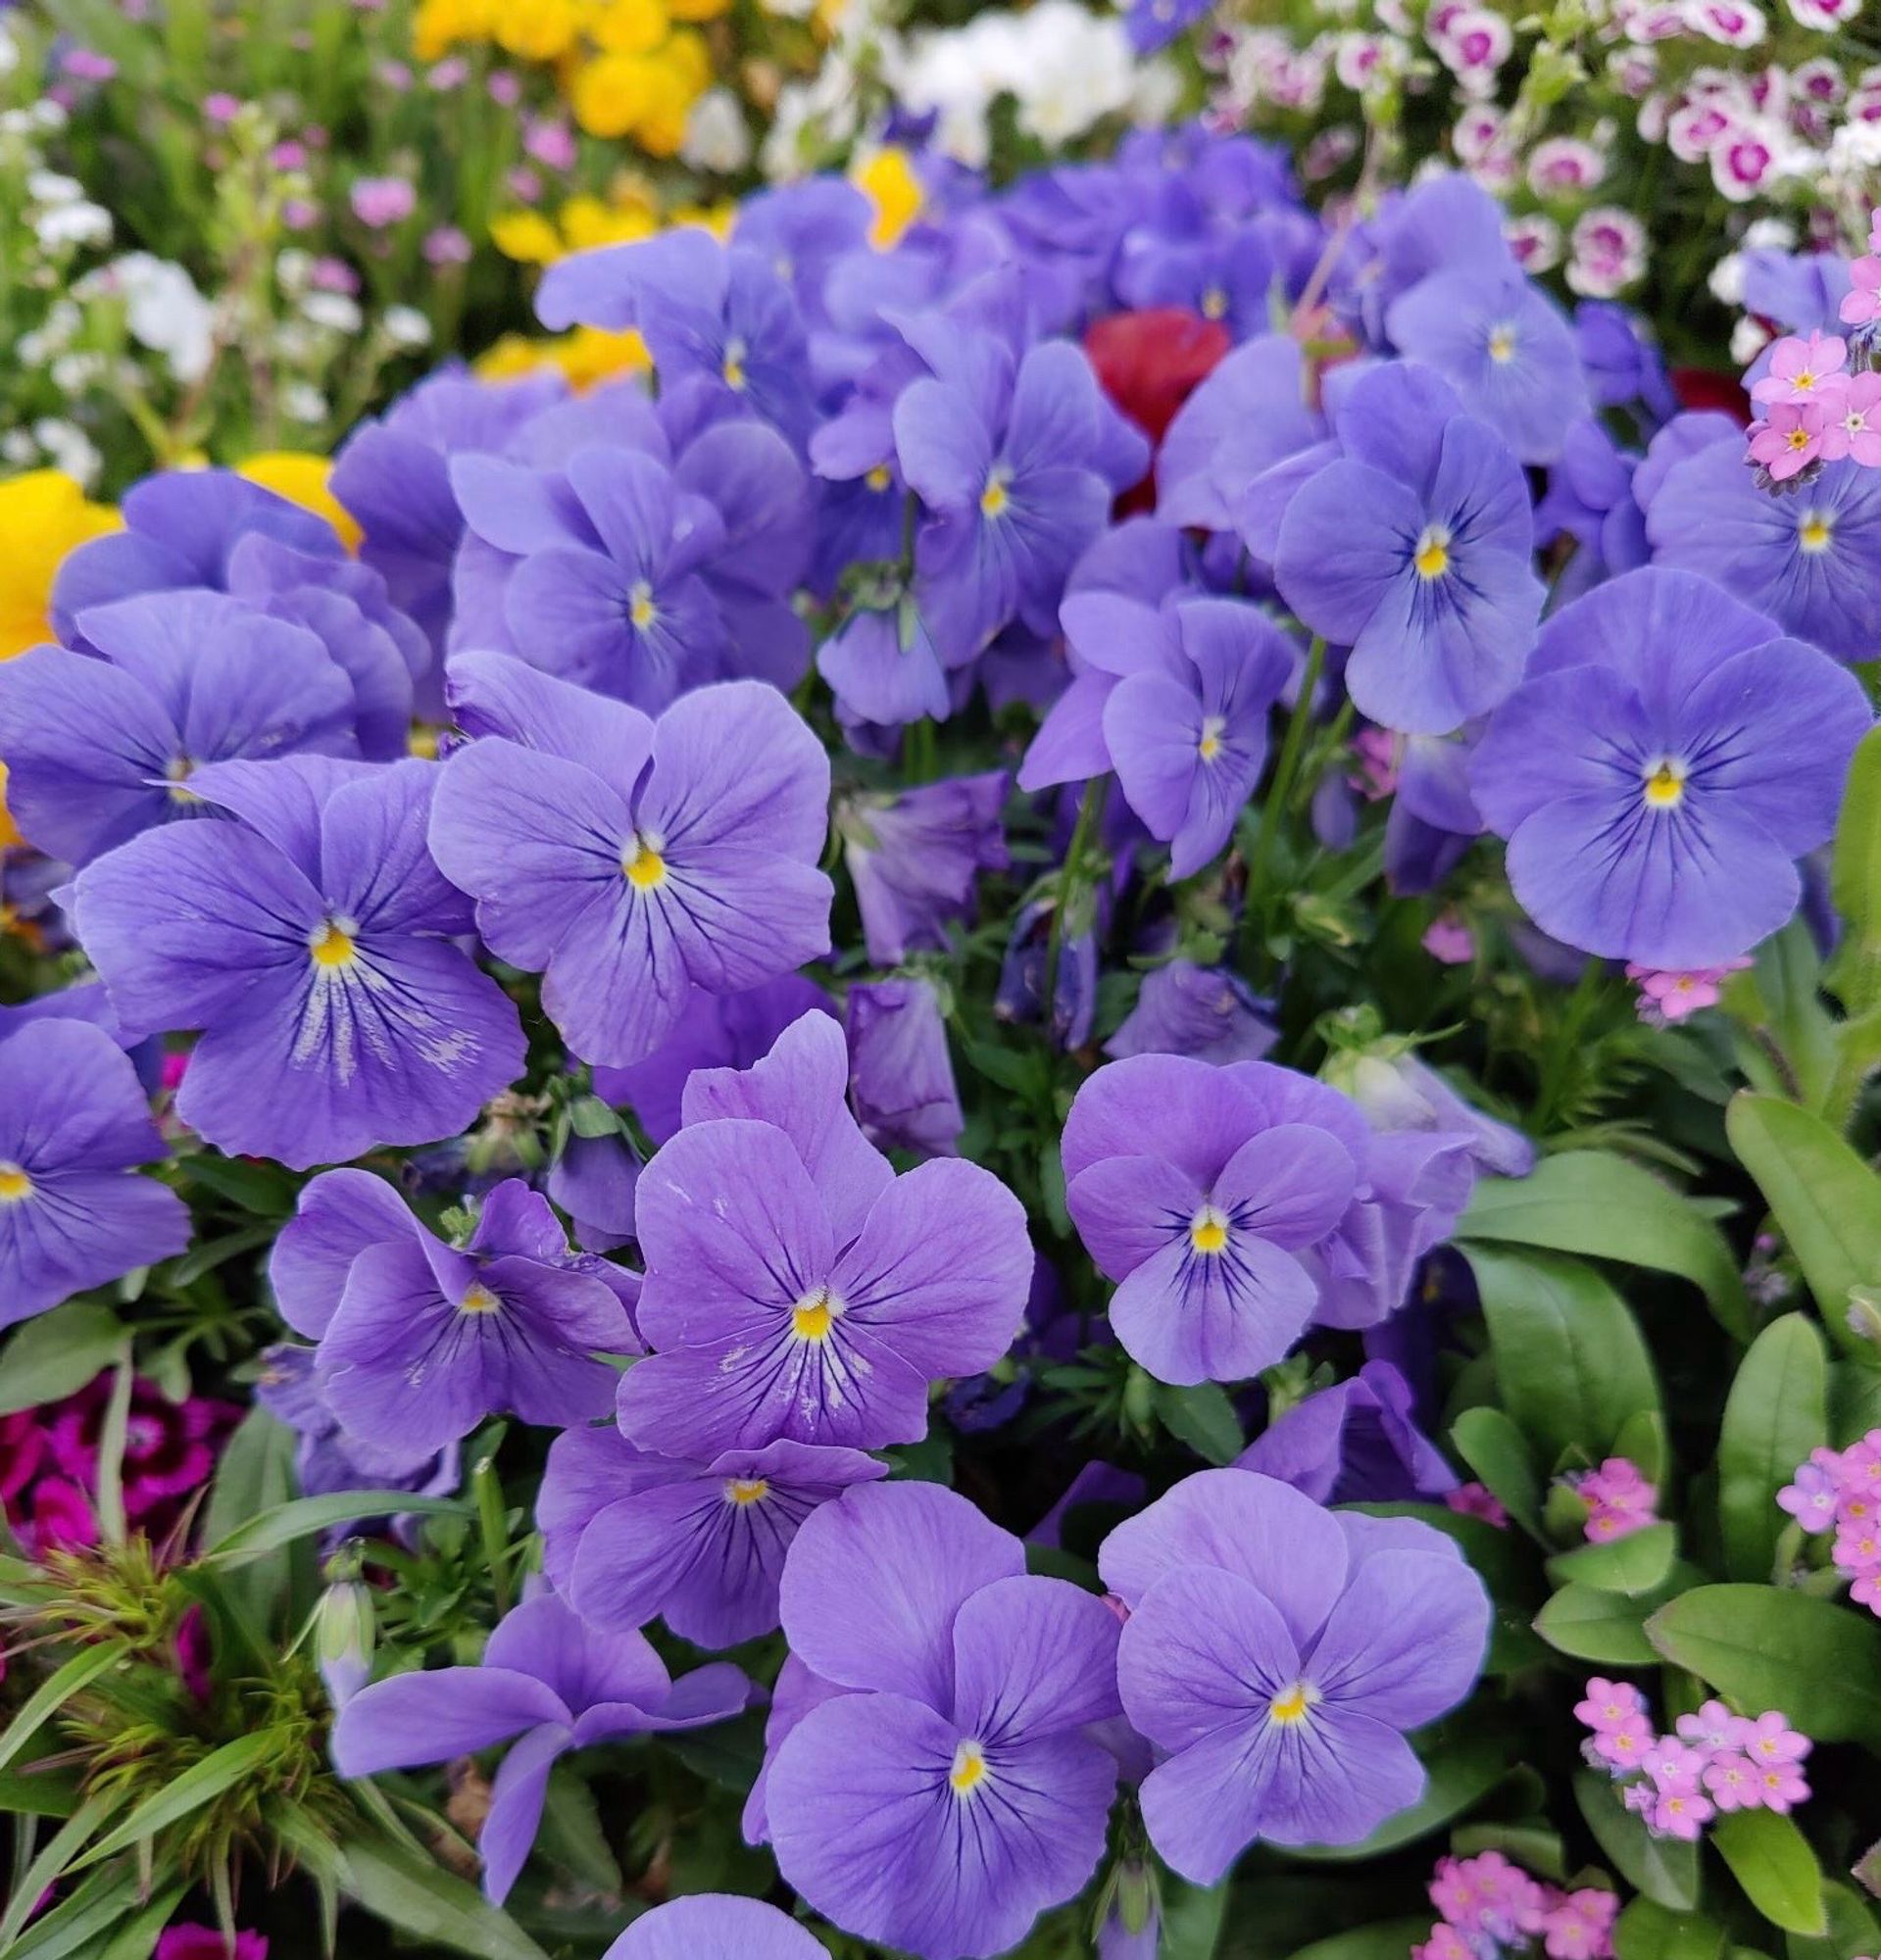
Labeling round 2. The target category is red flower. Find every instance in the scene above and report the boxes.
[1083,307,1232,513]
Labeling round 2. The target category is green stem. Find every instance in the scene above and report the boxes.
[1044,778,1107,1038]
[474,1454,512,1618]
[1241,636,1326,964]
[1534,956,1608,1130]
[94,1347,135,1547]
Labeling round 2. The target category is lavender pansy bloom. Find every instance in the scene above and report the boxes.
[540,1422,886,1648]
[616,1012,1031,1455]
[1385,265,1589,465]
[272,1174,640,1450]
[767,1482,1123,1960]
[0,1019,190,1330]
[1123,0,1215,54]
[1574,301,1677,421]
[1275,364,1543,736]
[1324,1048,1534,1178]
[1062,1054,1361,1384]
[428,657,831,1068]
[837,771,1010,965]
[1536,417,1650,600]
[72,756,526,1170]
[332,1589,748,1904]
[592,975,834,1146]
[547,1127,642,1253]
[1103,1470,1490,1880]
[604,1895,827,1960]
[1646,448,1881,666]
[847,976,965,1158]
[1236,1361,1457,1503]
[1105,960,1277,1064]
[1470,567,1872,967]
[0,591,360,866]
[49,468,342,650]
[996,896,1097,1051]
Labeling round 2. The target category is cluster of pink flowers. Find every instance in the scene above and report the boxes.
[1625,960,1749,1024]
[1411,1852,1619,1960]
[0,1370,237,1558]
[1779,1430,1881,1614]
[1572,1458,1659,1542]
[156,1930,267,1960]
[1577,1680,1812,1840]
[1447,1481,1511,1526]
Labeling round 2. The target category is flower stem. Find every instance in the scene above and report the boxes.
[1045,777,1107,1039]
[1241,635,1326,966]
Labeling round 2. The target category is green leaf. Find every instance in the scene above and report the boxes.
[0,1791,130,1948]
[0,1640,130,1777]
[1288,1922,1432,1960]
[1154,1381,1244,1464]
[1535,1570,1704,1667]
[1576,1770,1700,1911]
[1464,1248,1661,1463]
[1460,1151,1752,1341]
[71,1732,276,1871]
[1160,1871,1232,1960]
[95,1883,191,1960]
[1717,1315,1828,1583]
[1451,1406,1546,1541]
[4,1862,148,1960]
[658,1708,767,1793]
[166,1219,279,1288]
[198,1407,301,1626]
[1727,1095,1881,1353]
[0,1301,125,1417]
[203,1491,466,1567]
[1825,724,1881,1016]
[535,1764,623,1893]
[1548,1522,1679,1595]
[1785,1884,1881,1960]
[335,1831,550,1960]
[1615,1900,1727,1960]
[1646,1586,1881,1750]
[0,1768,80,1818]
[1713,1810,1827,1937]
[1286,1716,1510,1862]
[1613,1409,1670,1487]
[174,1151,299,1215]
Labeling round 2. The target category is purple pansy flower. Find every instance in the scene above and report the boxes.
[847,976,965,1158]
[332,1589,748,1903]
[1470,567,1872,967]
[1236,1361,1458,1504]
[428,655,831,1068]
[765,1482,1123,1960]
[1062,1054,1361,1384]
[1103,1470,1490,1881]
[1326,1049,1534,1178]
[49,468,343,650]
[71,756,526,1170]
[547,1127,642,1253]
[605,1895,827,1960]
[1275,364,1544,736]
[0,1019,191,1330]
[837,771,1010,966]
[0,592,363,866]
[616,1013,1031,1455]
[1105,959,1277,1064]
[539,1421,885,1648]
[271,1173,640,1450]
[1385,265,1590,465]
[1645,448,1881,666]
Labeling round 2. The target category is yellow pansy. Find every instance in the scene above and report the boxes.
[235,453,362,552]
[855,147,922,248]
[475,326,651,390]
[0,471,119,662]
[571,51,665,137]
[491,210,567,265]
[560,191,658,251]
[590,0,670,54]
[413,0,499,61]
[495,0,583,59]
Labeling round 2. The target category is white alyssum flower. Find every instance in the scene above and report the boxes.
[681,88,752,173]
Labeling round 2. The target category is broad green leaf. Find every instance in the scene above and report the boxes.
[203,1491,466,1567]
[1727,1095,1881,1354]
[0,1301,125,1416]
[1465,1248,1661,1463]
[1736,923,1838,1114]
[336,1831,550,1960]
[1537,1583,1658,1665]
[1785,1883,1881,1960]
[1288,1921,1432,1960]
[535,1765,622,1893]
[1615,1900,1727,1960]
[1825,724,1881,1016]
[1160,1871,1232,1960]
[1451,1406,1545,1541]
[1460,1151,1751,1341]
[1717,1316,1828,1583]
[1155,1380,1244,1464]
[1286,1717,1510,1862]
[1451,1822,1568,1881]
[0,1641,130,1778]
[0,1768,79,1818]
[1832,1363,1881,1446]
[1646,1586,1881,1750]
[658,1708,767,1793]
[1576,1770,1700,1911]
[199,1407,303,1627]
[73,1732,276,1870]
[174,1151,298,1215]
[1613,1409,1670,1487]
[1548,1522,1678,1595]
[1712,1810,1826,1937]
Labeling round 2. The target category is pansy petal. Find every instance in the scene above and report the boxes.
[951,1574,1123,1742]
[1117,1564,1297,1751]
[1138,1717,1284,1886]
[1305,1548,1491,1728]
[479,1723,569,1904]
[331,1668,569,1775]
[269,1167,418,1339]
[1106,1224,1315,1386]
[638,680,831,862]
[1213,1124,1361,1250]
[1065,1153,1204,1283]
[605,1894,828,1960]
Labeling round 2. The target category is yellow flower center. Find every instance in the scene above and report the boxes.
[1190,1207,1228,1254]
[1201,286,1228,320]
[726,1478,770,1506]
[165,757,200,806]
[949,1740,989,1795]
[1413,526,1452,579]
[623,840,667,889]
[1793,368,1817,391]
[309,921,357,968]
[460,1283,501,1314]
[0,1161,32,1204]
[1487,324,1518,365]
[1798,512,1834,554]
[1268,1680,1318,1726]
[792,1286,839,1341]
[980,473,1011,518]
[628,580,657,630]
[866,464,892,493]
[1786,427,1813,452]
[722,339,748,390]
[1197,716,1226,764]
[1642,759,1686,809]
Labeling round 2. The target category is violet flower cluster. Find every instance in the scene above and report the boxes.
[1780,1431,1881,1615]
[1412,1852,1619,1960]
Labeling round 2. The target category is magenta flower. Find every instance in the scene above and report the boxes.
[350,176,416,228]
[1821,372,1881,467]
[1748,401,1831,482]
[1749,331,1849,408]
[1574,1678,1649,1735]
[1840,257,1881,329]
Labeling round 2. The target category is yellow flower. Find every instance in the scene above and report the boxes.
[571,51,664,137]
[560,191,658,251]
[491,210,568,264]
[662,27,712,92]
[413,0,499,61]
[495,0,582,59]
[668,198,737,238]
[475,326,652,389]
[0,471,119,662]
[854,146,922,248]
[0,763,19,853]
[667,0,731,21]
[590,0,670,53]
[235,453,362,552]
